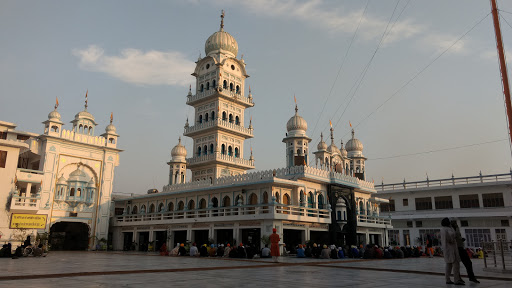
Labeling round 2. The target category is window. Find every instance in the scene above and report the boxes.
[228,146,233,156]
[222,112,227,121]
[465,229,491,247]
[235,116,240,125]
[200,84,204,92]
[205,113,209,122]
[209,144,214,154]
[16,135,29,141]
[231,65,235,70]
[482,193,504,207]
[501,220,509,227]
[416,221,423,228]
[0,131,6,140]
[461,220,469,227]
[230,83,234,91]
[221,144,226,155]
[229,114,233,123]
[403,230,410,246]
[211,111,215,120]
[223,80,227,89]
[206,82,210,90]
[388,230,400,246]
[406,221,413,228]
[212,80,216,88]
[203,145,207,155]
[197,147,201,157]
[115,208,124,215]
[318,194,324,209]
[199,115,202,124]
[70,188,75,197]
[415,197,432,210]
[0,150,7,168]
[403,199,408,206]
[234,147,239,158]
[459,194,479,208]
[380,200,395,212]
[434,196,453,210]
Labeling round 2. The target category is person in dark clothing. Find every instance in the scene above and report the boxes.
[199,244,208,257]
[304,245,312,257]
[229,246,238,258]
[237,244,247,258]
[217,245,225,257]
[312,243,321,258]
[404,246,412,258]
[246,244,255,259]
[412,246,420,257]
[178,243,187,256]
[384,248,392,259]
[452,220,480,283]
[330,245,338,259]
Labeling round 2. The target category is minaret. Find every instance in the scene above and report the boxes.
[345,129,366,180]
[183,11,255,182]
[168,137,187,185]
[282,102,311,167]
[43,97,64,136]
[101,112,119,148]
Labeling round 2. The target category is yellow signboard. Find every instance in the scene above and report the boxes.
[9,213,47,229]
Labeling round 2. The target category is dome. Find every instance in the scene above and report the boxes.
[68,167,89,183]
[327,143,340,155]
[57,174,67,185]
[48,109,61,121]
[345,129,363,152]
[205,12,238,58]
[286,106,308,132]
[317,133,327,151]
[171,137,187,159]
[74,110,95,122]
[340,140,348,157]
[105,123,116,133]
[87,178,95,188]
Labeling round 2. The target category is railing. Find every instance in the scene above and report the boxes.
[357,215,392,226]
[184,118,253,136]
[115,203,331,224]
[11,195,40,209]
[482,240,512,272]
[186,153,255,167]
[376,172,512,191]
[186,88,254,106]
[59,129,106,147]
[16,168,44,183]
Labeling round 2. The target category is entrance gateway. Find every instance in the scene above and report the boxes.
[49,222,89,250]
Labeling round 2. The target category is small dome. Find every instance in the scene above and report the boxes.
[317,133,327,151]
[105,123,116,133]
[75,110,95,122]
[327,144,340,155]
[287,106,308,132]
[87,178,95,188]
[345,129,363,152]
[205,30,238,58]
[57,174,67,185]
[171,137,187,159]
[340,140,348,157]
[48,109,61,121]
[68,167,89,183]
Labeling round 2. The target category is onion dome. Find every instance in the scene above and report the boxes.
[327,143,340,155]
[346,129,364,157]
[340,140,348,158]
[205,11,238,58]
[287,105,308,133]
[74,110,95,122]
[57,174,67,185]
[171,137,187,161]
[48,109,61,122]
[105,112,116,133]
[68,167,88,183]
[317,133,327,151]
[87,178,95,188]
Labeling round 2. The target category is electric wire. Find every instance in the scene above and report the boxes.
[500,14,512,31]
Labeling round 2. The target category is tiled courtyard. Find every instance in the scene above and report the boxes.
[0,252,511,287]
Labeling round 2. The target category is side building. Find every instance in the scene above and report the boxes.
[376,172,512,248]
[110,13,391,252]
[0,98,121,250]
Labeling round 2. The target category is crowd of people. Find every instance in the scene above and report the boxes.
[0,236,47,259]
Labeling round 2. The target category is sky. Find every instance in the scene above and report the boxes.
[2,0,512,194]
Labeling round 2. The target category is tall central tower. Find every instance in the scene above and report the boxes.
[184,11,255,182]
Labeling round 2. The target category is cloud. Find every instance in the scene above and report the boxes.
[73,45,195,87]
[418,33,468,55]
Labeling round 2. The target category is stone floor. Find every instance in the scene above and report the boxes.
[0,252,511,287]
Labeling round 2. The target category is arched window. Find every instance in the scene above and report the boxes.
[89,126,93,135]
[221,144,226,155]
[249,193,257,205]
[126,205,131,214]
[229,114,233,123]
[228,146,233,156]
[212,80,216,88]
[140,205,146,214]
[209,144,214,154]
[222,112,227,121]
[199,199,206,209]
[211,197,218,208]
[109,138,115,144]
[181,172,185,183]
[236,85,240,94]
[200,84,204,92]
[223,80,227,89]
[158,203,164,212]
[359,201,364,214]
[283,194,290,205]
[230,83,234,91]
[149,204,155,213]
[211,111,215,120]
[275,192,280,203]
[235,195,243,205]
[178,201,184,210]
[223,196,230,207]
[188,200,195,210]
[51,126,58,132]
[132,205,138,214]
[199,115,203,124]
[300,190,305,206]
[206,82,210,90]
[234,147,239,158]
[85,126,89,135]
[263,192,269,204]
[308,192,314,208]
[318,194,324,209]
[203,145,207,155]
[70,188,75,197]
[297,149,301,155]
[346,164,349,175]
[356,167,360,173]
[325,157,329,165]
[168,202,174,212]
[337,211,342,220]
[79,124,83,133]
[235,116,240,125]
[76,188,81,197]
[205,113,209,122]
[197,146,201,157]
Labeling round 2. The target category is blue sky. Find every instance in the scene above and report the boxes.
[2,0,512,193]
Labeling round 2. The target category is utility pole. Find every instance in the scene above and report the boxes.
[491,0,512,152]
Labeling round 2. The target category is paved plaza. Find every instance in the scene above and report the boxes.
[0,252,511,287]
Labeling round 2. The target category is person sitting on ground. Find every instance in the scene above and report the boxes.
[363,245,373,259]
[170,243,180,256]
[237,243,247,258]
[320,244,331,259]
[304,244,312,258]
[246,244,256,259]
[199,244,208,257]
[358,244,365,258]
[189,243,199,257]
[33,244,43,257]
[405,245,413,258]
[0,244,9,257]
[375,245,383,259]
[412,246,420,257]
[229,245,238,258]
[209,244,217,257]
[261,244,271,258]
[350,245,359,258]
[312,243,321,258]
[395,246,404,258]
[217,244,225,257]
[223,244,231,257]
[338,247,345,259]
[384,248,392,259]
[160,243,169,256]
[178,243,187,256]
[296,244,305,258]
[330,245,338,259]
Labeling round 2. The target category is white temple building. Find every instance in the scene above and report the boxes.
[0,96,121,250]
[110,13,391,252]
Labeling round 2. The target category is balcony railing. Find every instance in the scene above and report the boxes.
[10,195,40,211]
[186,88,254,106]
[184,118,253,137]
[187,153,255,168]
[376,172,512,192]
[16,168,44,183]
[357,215,392,226]
[114,203,331,225]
